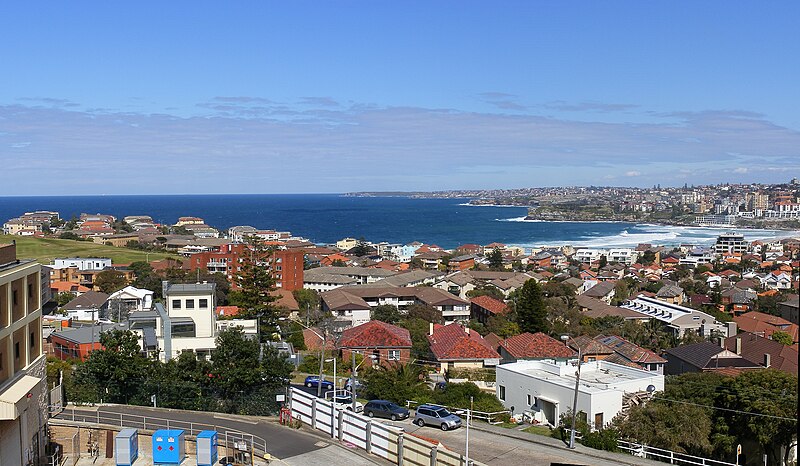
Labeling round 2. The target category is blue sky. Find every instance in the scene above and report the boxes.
[1,1,798,195]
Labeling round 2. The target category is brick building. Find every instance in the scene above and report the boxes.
[188,243,304,291]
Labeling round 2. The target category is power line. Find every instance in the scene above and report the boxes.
[650,396,797,422]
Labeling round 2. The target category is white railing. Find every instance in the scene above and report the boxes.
[618,440,736,466]
[52,408,267,455]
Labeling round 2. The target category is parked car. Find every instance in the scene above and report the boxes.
[413,404,462,431]
[304,376,334,392]
[364,400,410,421]
[324,390,364,412]
[344,377,364,393]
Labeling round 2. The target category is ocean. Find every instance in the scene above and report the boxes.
[0,194,796,249]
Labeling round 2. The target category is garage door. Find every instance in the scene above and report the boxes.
[0,420,22,466]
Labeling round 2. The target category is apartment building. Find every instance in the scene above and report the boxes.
[0,243,47,466]
[187,243,304,291]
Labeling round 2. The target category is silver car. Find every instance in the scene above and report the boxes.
[413,405,462,431]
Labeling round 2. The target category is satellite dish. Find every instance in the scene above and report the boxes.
[647,384,656,393]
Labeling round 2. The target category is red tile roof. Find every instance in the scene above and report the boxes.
[338,320,412,349]
[428,324,500,361]
[500,332,576,359]
[51,281,90,294]
[470,295,510,316]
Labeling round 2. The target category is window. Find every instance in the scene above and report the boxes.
[185,299,195,309]
[30,332,35,348]
[15,342,20,359]
[388,350,400,361]
[172,299,181,309]
[199,299,208,309]
[12,290,17,306]
[0,352,3,370]
[526,394,531,406]
[499,385,506,401]
[28,283,33,298]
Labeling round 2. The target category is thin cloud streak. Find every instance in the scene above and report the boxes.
[1,101,798,195]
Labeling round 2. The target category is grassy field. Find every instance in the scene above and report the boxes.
[0,235,177,264]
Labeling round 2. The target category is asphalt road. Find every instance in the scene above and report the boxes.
[369,413,664,466]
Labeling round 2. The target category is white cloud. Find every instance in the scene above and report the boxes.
[733,167,749,174]
[1,101,798,194]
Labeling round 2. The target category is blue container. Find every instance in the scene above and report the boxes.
[152,429,185,464]
[115,429,138,466]
[196,431,218,466]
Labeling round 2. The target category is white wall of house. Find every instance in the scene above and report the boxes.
[53,258,112,270]
[496,359,663,429]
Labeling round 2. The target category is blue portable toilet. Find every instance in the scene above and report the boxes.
[196,431,218,466]
[152,429,185,464]
[115,429,138,466]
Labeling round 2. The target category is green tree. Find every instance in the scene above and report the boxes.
[351,238,371,257]
[210,327,292,414]
[637,250,657,265]
[716,369,797,465]
[466,285,505,301]
[486,314,520,338]
[59,231,81,241]
[487,249,504,270]
[94,270,128,294]
[372,304,402,324]
[770,330,793,346]
[293,288,319,314]
[55,291,77,307]
[616,401,713,456]
[407,303,443,324]
[231,237,279,338]
[398,317,433,359]
[362,363,430,404]
[516,279,549,334]
[71,329,150,404]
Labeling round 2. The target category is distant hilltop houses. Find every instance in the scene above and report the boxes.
[347,179,800,229]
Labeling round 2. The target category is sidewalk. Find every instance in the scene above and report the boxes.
[469,422,668,466]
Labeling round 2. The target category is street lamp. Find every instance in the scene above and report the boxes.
[278,317,328,397]
[350,350,377,412]
[561,334,582,450]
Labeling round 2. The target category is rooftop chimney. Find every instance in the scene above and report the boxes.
[429,322,434,336]
[735,337,742,355]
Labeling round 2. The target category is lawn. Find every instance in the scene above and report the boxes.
[523,425,555,437]
[1,235,176,264]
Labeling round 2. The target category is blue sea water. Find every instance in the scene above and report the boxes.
[0,194,795,249]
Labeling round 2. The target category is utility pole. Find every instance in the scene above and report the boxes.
[351,350,357,412]
[317,329,327,398]
[569,346,582,449]
[465,395,473,465]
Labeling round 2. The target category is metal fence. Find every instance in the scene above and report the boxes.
[52,408,268,456]
[617,440,737,466]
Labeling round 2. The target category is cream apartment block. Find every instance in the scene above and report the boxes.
[0,243,47,466]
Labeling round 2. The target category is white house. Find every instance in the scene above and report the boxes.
[620,296,734,338]
[52,257,112,271]
[107,286,153,314]
[496,359,664,429]
[607,248,639,266]
[573,249,605,264]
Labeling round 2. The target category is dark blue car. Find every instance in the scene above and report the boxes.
[304,376,334,391]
